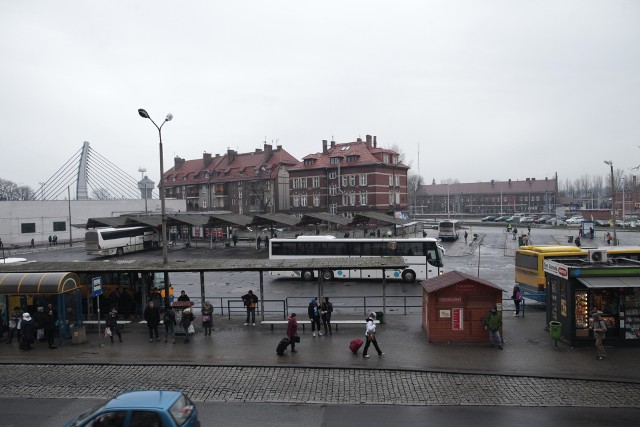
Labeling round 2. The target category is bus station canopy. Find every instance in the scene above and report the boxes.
[0,272,82,295]
[251,213,301,228]
[85,217,129,228]
[206,213,254,228]
[0,257,407,274]
[351,211,411,226]
[299,212,351,226]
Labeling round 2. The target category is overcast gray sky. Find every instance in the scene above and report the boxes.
[1,1,639,192]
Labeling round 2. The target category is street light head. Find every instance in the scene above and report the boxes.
[165,113,173,122]
[604,160,612,166]
[138,109,150,119]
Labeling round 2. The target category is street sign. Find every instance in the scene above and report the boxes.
[92,276,102,297]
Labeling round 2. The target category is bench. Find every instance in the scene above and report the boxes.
[83,320,131,329]
[261,319,379,331]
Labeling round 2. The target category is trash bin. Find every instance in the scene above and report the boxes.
[518,236,524,246]
[567,236,573,243]
[71,324,87,344]
[225,242,230,247]
[549,321,562,341]
[375,311,385,324]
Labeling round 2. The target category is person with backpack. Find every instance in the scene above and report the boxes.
[321,296,333,335]
[242,290,259,326]
[592,313,608,360]
[511,285,523,317]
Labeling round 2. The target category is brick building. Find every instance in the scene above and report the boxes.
[162,144,298,214]
[415,176,558,215]
[286,135,409,218]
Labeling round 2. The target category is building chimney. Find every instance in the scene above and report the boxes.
[203,152,212,166]
[277,145,282,150]
[508,179,511,185]
[263,143,273,162]
[331,140,335,148]
[366,135,372,148]
[174,156,185,169]
[357,137,363,142]
[322,139,328,154]
[373,136,377,148]
[227,149,236,164]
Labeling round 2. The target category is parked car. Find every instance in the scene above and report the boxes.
[535,215,551,224]
[519,216,535,224]
[494,216,508,222]
[505,216,518,223]
[547,217,566,226]
[594,219,610,227]
[565,216,585,224]
[481,216,497,222]
[65,390,199,427]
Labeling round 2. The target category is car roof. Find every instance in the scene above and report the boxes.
[103,390,181,410]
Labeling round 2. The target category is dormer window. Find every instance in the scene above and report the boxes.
[304,158,315,166]
[383,154,389,163]
[346,155,357,163]
[330,157,340,164]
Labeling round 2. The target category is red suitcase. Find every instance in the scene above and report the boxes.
[349,338,364,354]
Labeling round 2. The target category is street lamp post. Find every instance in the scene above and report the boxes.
[139,109,173,307]
[604,161,617,246]
[622,177,626,225]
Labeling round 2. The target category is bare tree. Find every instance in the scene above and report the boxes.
[0,178,35,201]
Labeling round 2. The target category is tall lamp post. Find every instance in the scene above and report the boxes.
[604,160,617,246]
[139,109,173,307]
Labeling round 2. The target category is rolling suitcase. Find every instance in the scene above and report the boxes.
[349,338,364,354]
[276,337,291,356]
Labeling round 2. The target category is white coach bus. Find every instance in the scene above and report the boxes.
[85,226,159,256]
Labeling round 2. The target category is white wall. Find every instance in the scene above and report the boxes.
[0,199,186,246]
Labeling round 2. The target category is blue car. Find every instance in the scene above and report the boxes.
[65,390,199,427]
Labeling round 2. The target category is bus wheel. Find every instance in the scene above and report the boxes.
[321,270,334,281]
[302,270,314,281]
[402,270,416,283]
[116,247,124,257]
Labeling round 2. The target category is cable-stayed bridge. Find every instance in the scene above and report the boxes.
[32,141,157,201]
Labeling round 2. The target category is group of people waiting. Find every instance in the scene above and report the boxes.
[2,304,58,350]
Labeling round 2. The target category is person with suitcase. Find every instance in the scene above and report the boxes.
[349,338,364,354]
[276,337,291,356]
[287,312,298,353]
[362,312,384,358]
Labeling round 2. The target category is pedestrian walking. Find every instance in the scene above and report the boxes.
[511,285,523,317]
[605,232,612,245]
[483,306,503,349]
[321,296,333,335]
[43,305,57,349]
[232,233,238,246]
[362,312,384,358]
[242,290,258,326]
[105,307,123,343]
[527,225,531,234]
[575,235,581,247]
[19,312,36,351]
[163,308,177,344]
[256,236,262,249]
[30,238,35,248]
[589,227,595,239]
[177,290,190,302]
[592,313,608,360]
[143,301,161,342]
[464,230,468,244]
[264,235,269,248]
[201,301,214,336]
[53,235,57,246]
[287,312,298,353]
[180,308,195,343]
[512,227,518,240]
[308,298,322,336]
[35,306,47,343]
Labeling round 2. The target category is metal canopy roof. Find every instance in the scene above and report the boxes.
[207,213,254,228]
[0,272,82,295]
[251,213,301,227]
[351,211,411,226]
[577,277,640,288]
[85,217,129,228]
[299,212,351,226]
[169,214,210,227]
[0,257,407,274]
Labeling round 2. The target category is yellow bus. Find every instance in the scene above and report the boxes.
[515,245,640,302]
[515,245,586,302]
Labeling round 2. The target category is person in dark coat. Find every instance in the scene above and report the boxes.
[308,298,322,337]
[177,290,190,302]
[180,308,195,343]
[287,313,298,353]
[105,307,123,343]
[321,297,333,335]
[43,306,57,349]
[35,307,47,342]
[143,301,161,342]
[20,312,36,350]
[242,290,258,326]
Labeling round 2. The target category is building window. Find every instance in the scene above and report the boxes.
[389,174,394,186]
[342,193,348,206]
[395,175,400,186]
[360,191,368,205]
[349,191,356,206]
[53,221,66,232]
[293,194,300,207]
[330,157,340,164]
[202,199,207,209]
[301,193,308,207]
[346,155,357,163]
[393,155,399,164]
[329,184,338,196]
[389,192,394,204]
[313,177,320,188]
[330,204,337,215]
[383,154,389,163]
[329,171,337,179]
[349,174,356,187]
[21,223,36,233]
[304,159,314,165]
[360,174,368,186]
[313,194,320,207]
[239,190,243,199]
[342,175,348,188]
